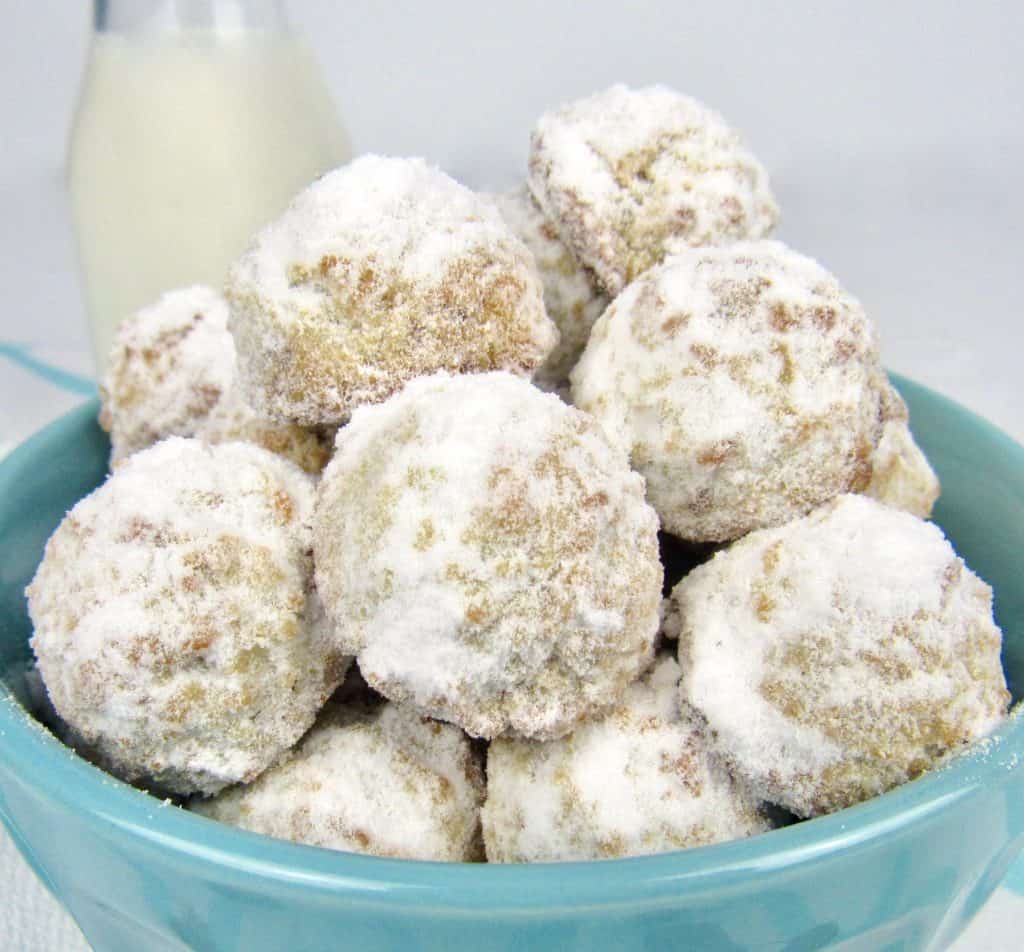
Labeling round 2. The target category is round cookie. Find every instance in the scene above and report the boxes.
[529,84,779,296]
[482,656,769,862]
[227,155,557,426]
[571,240,898,542]
[314,371,662,740]
[490,185,608,391]
[100,286,331,473]
[192,702,484,862]
[674,494,1010,817]
[27,438,349,797]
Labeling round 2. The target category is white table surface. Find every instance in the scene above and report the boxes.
[1,2,1022,949]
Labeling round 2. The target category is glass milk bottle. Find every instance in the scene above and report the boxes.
[67,0,351,376]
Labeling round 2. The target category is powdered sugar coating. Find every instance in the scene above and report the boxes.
[99,286,331,473]
[27,439,349,796]
[314,372,662,740]
[192,702,484,861]
[482,656,769,862]
[490,186,608,389]
[571,241,895,542]
[675,494,1009,817]
[865,387,940,518]
[529,85,779,296]
[227,156,557,426]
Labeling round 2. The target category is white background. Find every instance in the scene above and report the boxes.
[3,0,1022,436]
[1,1,1022,949]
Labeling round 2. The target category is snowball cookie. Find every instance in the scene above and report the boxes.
[482,656,769,862]
[227,156,557,426]
[571,241,900,542]
[490,186,608,390]
[529,84,779,297]
[192,702,484,861]
[314,371,663,740]
[27,439,349,796]
[99,286,331,473]
[865,386,940,518]
[674,494,1010,818]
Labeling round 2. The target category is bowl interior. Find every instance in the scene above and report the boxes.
[0,374,1022,892]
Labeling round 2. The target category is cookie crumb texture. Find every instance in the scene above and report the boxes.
[529,84,778,296]
[491,186,608,390]
[864,385,940,517]
[314,372,663,740]
[192,702,484,862]
[99,286,331,473]
[27,439,348,797]
[227,156,557,426]
[483,657,769,862]
[675,495,1009,817]
[572,241,900,541]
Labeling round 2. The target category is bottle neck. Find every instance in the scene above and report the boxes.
[94,0,289,34]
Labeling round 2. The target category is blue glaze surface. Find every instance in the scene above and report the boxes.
[0,376,1022,952]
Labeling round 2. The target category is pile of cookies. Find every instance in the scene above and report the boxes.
[27,85,1010,863]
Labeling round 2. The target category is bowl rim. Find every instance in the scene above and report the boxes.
[1,376,1022,909]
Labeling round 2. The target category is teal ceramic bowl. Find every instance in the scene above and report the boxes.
[1,375,1022,952]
